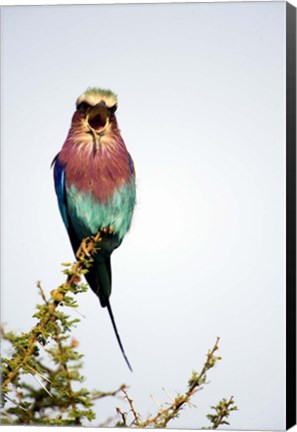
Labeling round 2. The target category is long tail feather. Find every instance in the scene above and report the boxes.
[106,300,133,372]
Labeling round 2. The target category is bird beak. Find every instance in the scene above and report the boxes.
[87,104,110,133]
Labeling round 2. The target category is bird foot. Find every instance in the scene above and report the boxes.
[76,232,103,259]
[76,240,91,259]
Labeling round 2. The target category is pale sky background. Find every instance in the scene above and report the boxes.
[1,2,288,430]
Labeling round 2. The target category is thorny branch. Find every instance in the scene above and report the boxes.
[115,337,237,429]
[2,232,101,391]
[1,231,238,427]
[1,232,119,425]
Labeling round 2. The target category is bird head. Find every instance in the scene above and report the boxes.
[70,88,119,141]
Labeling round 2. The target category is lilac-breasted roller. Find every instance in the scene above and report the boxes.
[52,88,136,371]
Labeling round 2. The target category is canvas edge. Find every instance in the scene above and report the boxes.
[286,1,297,430]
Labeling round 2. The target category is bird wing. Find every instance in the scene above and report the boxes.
[128,152,135,176]
[52,154,69,230]
[52,154,82,257]
[52,153,112,304]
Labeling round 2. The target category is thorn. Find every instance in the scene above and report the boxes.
[162,387,175,402]
[150,394,162,409]
[72,308,86,319]
[32,373,53,398]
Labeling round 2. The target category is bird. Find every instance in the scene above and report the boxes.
[52,87,136,371]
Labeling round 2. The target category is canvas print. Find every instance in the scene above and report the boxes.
[1,1,296,430]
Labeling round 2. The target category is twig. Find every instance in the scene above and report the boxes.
[205,395,238,429]
[37,281,48,304]
[122,388,140,426]
[91,384,127,401]
[116,407,128,427]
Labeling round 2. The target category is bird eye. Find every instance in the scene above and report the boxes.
[108,105,117,114]
[77,101,91,112]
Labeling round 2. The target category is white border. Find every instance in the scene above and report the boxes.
[0,1,296,432]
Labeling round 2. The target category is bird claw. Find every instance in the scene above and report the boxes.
[93,231,102,242]
[101,226,114,235]
[76,232,103,259]
[76,240,91,259]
